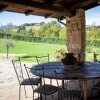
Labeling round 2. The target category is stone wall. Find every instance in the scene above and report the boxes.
[67,9,86,61]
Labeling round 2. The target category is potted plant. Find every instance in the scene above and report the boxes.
[61,52,77,66]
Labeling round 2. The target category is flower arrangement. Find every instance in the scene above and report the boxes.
[61,52,77,65]
[54,49,77,65]
[54,49,66,61]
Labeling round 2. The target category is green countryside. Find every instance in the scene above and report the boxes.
[0,21,100,61]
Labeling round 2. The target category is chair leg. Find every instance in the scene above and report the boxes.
[33,90,34,100]
[19,85,21,100]
[38,93,40,100]
[50,79,53,98]
[23,85,27,98]
[44,95,46,100]
[58,91,60,100]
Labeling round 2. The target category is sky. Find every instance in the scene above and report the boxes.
[0,6,100,26]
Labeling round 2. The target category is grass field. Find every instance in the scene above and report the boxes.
[0,39,99,61]
[0,39,66,61]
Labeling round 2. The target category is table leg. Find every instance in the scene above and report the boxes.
[83,80,87,100]
[40,77,42,100]
[62,80,64,89]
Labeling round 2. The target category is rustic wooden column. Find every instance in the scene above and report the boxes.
[67,9,86,61]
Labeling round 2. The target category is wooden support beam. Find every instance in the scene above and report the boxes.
[0,4,8,12]
[44,13,53,18]
[83,3,99,10]
[44,0,55,5]
[25,10,33,16]
[71,0,98,10]
[0,0,74,17]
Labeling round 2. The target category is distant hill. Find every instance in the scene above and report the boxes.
[86,25,100,30]
[0,25,17,30]
[0,22,45,31]
[0,23,99,31]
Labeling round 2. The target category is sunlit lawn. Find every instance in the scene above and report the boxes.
[0,39,66,61]
[0,39,99,61]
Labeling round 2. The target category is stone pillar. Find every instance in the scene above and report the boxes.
[67,9,86,61]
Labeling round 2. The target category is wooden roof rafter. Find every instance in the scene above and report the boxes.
[0,0,75,17]
[0,0,99,18]
[0,4,8,12]
[25,10,34,16]
[71,0,98,10]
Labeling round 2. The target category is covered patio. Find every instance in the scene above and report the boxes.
[0,0,100,100]
[0,58,100,100]
[0,0,99,61]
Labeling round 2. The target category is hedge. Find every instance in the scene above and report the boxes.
[0,32,66,44]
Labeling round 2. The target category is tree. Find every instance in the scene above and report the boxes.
[27,28,35,36]
[86,23,100,44]
[6,23,14,34]
[34,21,61,38]
[59,27,67,38]
[1,36,15,58]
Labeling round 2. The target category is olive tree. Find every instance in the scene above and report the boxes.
[1,38,15,58]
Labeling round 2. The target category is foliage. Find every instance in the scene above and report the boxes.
[5,23,14,34]
[54,48,66,60]
[32,21,62,38]
[17,25,26,33]
[0,32,66,44]
[2,39,15,47]
[59,27,67,38]
[1,38,15,58]
[86,23,100,44]
[0,21,100,57]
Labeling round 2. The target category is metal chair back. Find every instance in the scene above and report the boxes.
[12,58,24,84]
[35,54,49,65]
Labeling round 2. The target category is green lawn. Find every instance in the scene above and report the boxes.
[0,39,99,61]
[0,39,66,61]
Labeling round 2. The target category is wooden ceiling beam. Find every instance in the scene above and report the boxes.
[0,4,8,12]
[0,0,74,17]
[25,10,33,16]
[83,3,99,10]
[71,0,98,10]
[44,0,55,5]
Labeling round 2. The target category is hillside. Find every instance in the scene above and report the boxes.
[0,25,17,30]
[0,22,44,31]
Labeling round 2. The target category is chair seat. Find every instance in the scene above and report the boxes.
[21,78,41,85]
[93,82,100,90]
[34,84,59,95]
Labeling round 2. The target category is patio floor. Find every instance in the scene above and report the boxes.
[0,57,100,100]
[0,83,100,100]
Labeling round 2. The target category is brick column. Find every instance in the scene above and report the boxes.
[67,9,86,61]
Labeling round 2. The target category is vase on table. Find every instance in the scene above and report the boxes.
[61,52,77,66]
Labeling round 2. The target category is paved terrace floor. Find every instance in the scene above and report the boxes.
[0,55,100,100]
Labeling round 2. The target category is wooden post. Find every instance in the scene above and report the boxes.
[83,80,88,100]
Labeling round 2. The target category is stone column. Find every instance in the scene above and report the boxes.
[67,9,86,61]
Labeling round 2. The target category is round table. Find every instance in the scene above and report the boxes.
[31,61,100,100]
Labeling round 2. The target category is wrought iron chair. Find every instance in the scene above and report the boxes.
[12,58,41,100]
[24,65,61,100]
[34,54,53,85]
[35,54,50,65]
